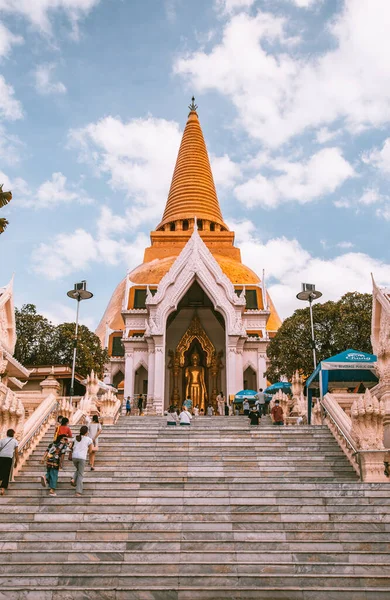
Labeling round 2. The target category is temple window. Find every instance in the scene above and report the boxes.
[198,219,203,230]
[170,222,176,231]
[134,289,147,309]
[182,219,189,231]
[245,290,258,310]
[210,222,215,231]
[112,336,125,357]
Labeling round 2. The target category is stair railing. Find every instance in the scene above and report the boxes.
[13,393,59,477]
[319,395,361,477]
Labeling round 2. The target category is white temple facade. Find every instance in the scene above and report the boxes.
[96,102,281,414]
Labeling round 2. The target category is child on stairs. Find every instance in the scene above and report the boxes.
[41,434,69,496]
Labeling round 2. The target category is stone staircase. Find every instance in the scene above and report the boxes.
[1,415,390,599]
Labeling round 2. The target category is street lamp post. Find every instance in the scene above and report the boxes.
[296,283,322,424]
[67,280,93,398]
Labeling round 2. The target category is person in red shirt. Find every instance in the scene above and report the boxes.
[55,417,72,440]
[271,400,284,426]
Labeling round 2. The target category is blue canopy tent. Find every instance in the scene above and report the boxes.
[305,349,378,424]
[234,390,258,403]
[264,382,292,394]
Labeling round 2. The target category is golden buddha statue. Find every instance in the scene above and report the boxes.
[185,351,207,411]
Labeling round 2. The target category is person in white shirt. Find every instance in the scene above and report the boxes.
[243,399,250,415]
[193,405,199,417]
[216,392,225,416]
[167,407,179,426]
[0,429,18,496]
[179,407,192,426]
[87,415,102,471]
[207,405,214,417]
[70,426,93,496]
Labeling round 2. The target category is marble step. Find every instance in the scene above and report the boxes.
[1,561,390,576]
[0,586,387,600]
[1,549,390,564]
[0,573,389,589]
[0,529,388,542]
[2,521,390,532]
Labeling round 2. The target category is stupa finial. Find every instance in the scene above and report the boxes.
[188,96,198,112]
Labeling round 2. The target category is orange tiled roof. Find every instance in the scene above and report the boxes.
[156,109,227,229]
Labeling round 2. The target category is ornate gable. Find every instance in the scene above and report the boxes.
[0,277,16,354]
[145,226,246,337]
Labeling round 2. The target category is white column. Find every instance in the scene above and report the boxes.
[153,335,165,415]
[124,350,134,400]
[147,348,155,402]
[227,336,240,398]
[257,352,267,390]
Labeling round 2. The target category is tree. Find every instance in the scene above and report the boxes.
[52,322,108,378]
[14,304,108,377]
[266,292,373,382]
[15,304,56,365]
[0,184,12,234]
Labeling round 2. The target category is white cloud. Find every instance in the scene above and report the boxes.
[34,63,66,95]
[0,0,101,35]
[31,205,150,280]
[34,172,92,207]
[337,241,354,249]
[288,0,321,7]
[0,125,23,164]
[175,1,390,147]
[229,220,390,318]
[0,170,93,208]
[234,147,354,208]
[42,302,96,329]
[0,21,22,58]
[211,153,242,189]
[316,127,339,144]
[69,115,182,225]
[215,0,255,15]
[0,74,23,120]
[358,188,384,206]
[363,138,390,175]
[0,169,29,198]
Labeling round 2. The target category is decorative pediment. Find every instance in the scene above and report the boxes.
[145,227,246,337]
[371,275,390,381]
[176,312,215,367]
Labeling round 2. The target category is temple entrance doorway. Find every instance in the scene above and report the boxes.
[243,366,257,391]
[134,365,148,397]
[165,280,225,411]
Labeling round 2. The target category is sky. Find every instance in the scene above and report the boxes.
[1,0,390,330]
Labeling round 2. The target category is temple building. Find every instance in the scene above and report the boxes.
[96,100,281,414]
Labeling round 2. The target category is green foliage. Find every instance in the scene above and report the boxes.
[266,292,373,382]
[15,304,55,365]
[53,323,108,378]
[0,184,12,234]
[14,304,108,377]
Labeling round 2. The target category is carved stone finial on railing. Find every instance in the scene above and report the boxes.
[86,370,100,396]
[350,388,385,450]
[350,388,388,482]
[99,389,121,424]
[291,370,303,398]
[312,399,322,425]
[0,382,25,438]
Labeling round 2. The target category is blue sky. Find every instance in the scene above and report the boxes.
[1,0,390,329]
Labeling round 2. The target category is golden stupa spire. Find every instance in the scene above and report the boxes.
[156,98,227,230]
